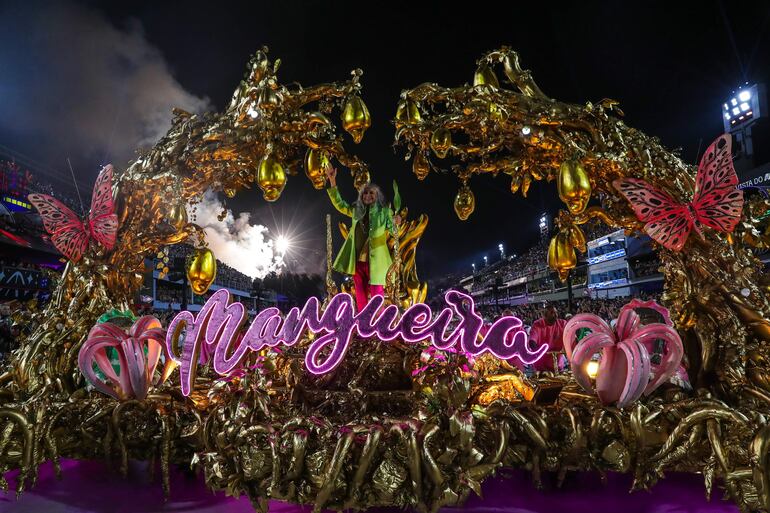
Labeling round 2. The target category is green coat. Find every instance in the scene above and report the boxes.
[327,186,395,285]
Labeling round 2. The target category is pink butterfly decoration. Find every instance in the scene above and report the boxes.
[562,299,683,408]
[78,316,165,400]
[613,134,744,251]
[28,164,118,263]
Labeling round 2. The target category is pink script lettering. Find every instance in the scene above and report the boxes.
[165,289,547,396]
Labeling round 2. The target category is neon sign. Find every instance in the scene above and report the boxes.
[165,289,547,396]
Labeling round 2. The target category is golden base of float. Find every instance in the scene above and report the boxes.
[0,334,765,512]
[3,45,770,513]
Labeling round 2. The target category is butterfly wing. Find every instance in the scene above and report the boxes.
[28,194,89,262]
[51,227,90,263]
[87,164,119,250]
[89,164,115,219]
[90,215,119,250]
[692,134,744,233]
[613,178,693,251]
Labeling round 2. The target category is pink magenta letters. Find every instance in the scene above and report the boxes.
[165,290,547,396]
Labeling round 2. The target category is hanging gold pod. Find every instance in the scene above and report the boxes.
[413,152,430,180]
[223,187,236,198]
[568,225,587,253]
[509,174,521,194]
[341,95,371,144]
[396,99,421,126]
[473,63,500,89]
[430,127,452,159]
[257,153,286,202]
[305,148,330,190]
[187,248,217,295]
[547,233,576,282]
[167,201,188,231]
[454,184,475,221]
[557,160,592,214]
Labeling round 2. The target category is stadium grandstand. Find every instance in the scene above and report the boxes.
[455,221,666,311]
[0,149,275,325]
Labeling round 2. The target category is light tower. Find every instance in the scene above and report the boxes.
[724,83,768,187]
[539,213,550,242]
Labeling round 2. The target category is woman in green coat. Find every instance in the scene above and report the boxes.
[325,167,400,310]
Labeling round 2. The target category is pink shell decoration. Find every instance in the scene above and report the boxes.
[563,300,683,408]
[78,316,165,400]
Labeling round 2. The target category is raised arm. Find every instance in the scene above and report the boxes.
[325,167,353,217]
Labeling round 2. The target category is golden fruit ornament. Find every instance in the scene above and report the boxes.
[167,201,188,231]
[473,63,500,88]
[557,160,592,214]
[412,152,430,181]
[396,99,421,126]
[430,127,452,159]
[223,187,236,198]
[454,184,475,221]
[548,233,576,281]
[341,95,371,144]
[187,248,217,295]
[567,224,587,253]
[305,148,330,190]
[257,153,287,202]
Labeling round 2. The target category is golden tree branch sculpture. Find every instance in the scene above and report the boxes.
[2,47,770,513]
[11,47,373,397]
[393,47,770,510]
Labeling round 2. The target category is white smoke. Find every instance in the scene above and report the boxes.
[191,191,284,279]
[0,1,211,168]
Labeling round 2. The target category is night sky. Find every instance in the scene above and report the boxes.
[2,1,770,278]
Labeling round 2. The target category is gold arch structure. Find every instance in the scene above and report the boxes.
[0,47,768,513]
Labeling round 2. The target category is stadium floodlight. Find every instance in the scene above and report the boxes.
[723,83,766,132]
[498,243,504,258]
[483,255,488,265]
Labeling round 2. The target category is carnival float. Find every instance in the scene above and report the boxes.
[1,46,769,513]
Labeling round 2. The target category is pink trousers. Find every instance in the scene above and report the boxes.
[353,261,384,311]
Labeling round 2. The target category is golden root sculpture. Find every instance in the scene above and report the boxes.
[394,47,770,511]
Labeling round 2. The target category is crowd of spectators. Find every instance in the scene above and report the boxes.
[0,259,43,270]
[476,292,662,328]
[1,160,83,214]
